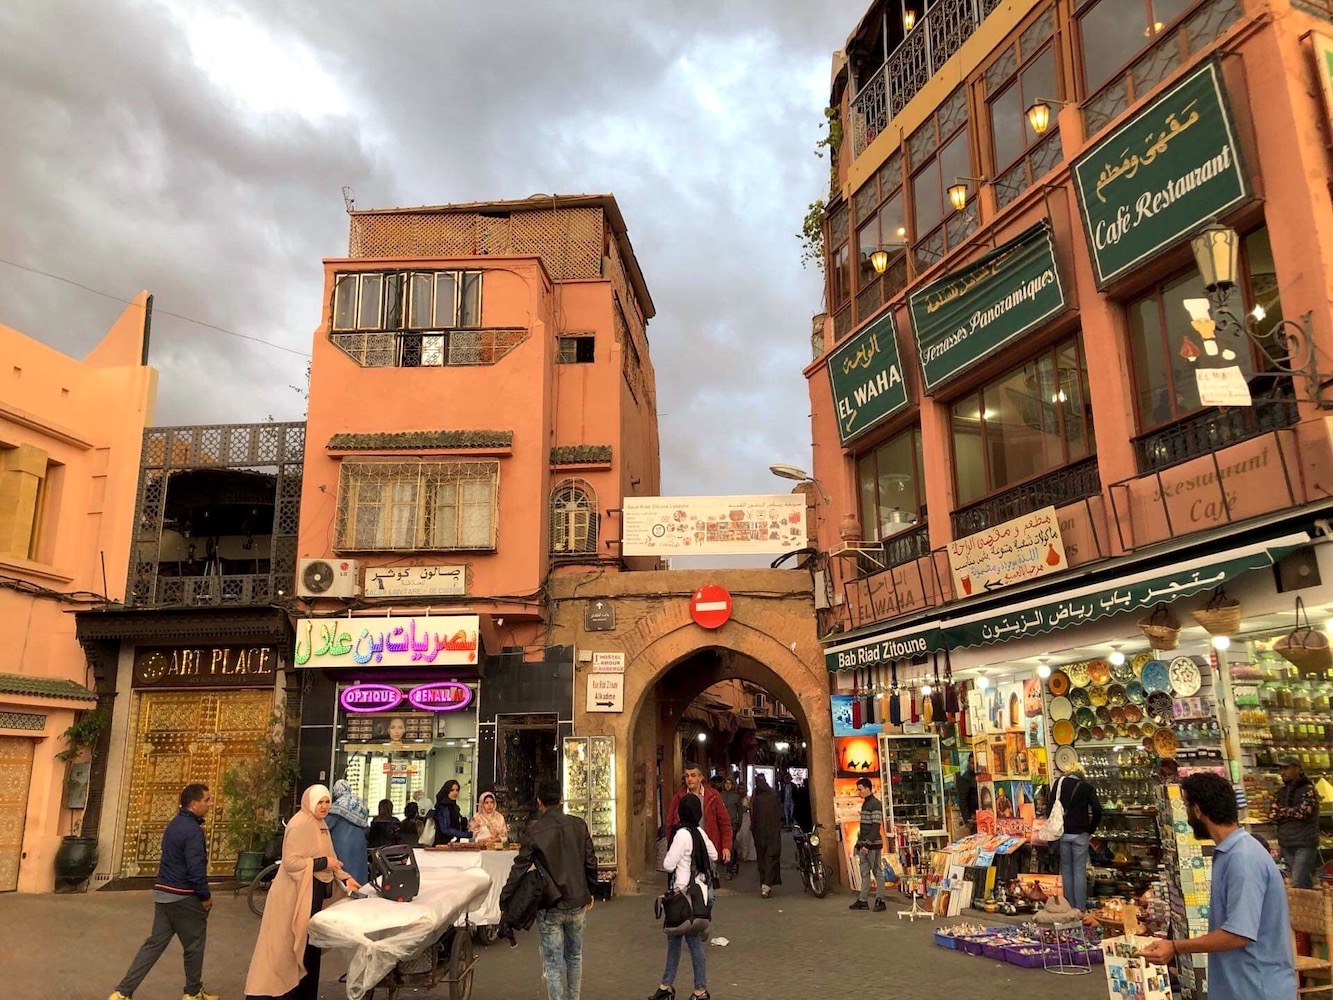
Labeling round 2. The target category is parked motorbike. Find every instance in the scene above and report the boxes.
[791,823,830,897]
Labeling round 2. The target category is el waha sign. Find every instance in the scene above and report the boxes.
[826,311,908,444]
[1073,61,1249,288]
[908,221,1066,393]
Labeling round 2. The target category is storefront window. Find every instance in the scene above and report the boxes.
[951,337,1095,504]
[1078,0,1199,93]
[856,427,925,541]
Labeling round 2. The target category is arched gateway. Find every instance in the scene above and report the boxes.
[547,569,834,892]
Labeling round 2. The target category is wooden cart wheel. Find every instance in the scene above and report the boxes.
[449,926,475,1000]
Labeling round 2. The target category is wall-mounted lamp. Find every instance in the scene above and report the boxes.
[948,177,984,212]
[903,7,917,31]
[1024,97,1071,136]
[869,241,909,274]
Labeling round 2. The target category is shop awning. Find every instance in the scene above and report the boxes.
[824,533,1308,671]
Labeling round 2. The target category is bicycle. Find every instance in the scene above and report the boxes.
[247,861,280,917]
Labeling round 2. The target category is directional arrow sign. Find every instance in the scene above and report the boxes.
[586,673,624,713]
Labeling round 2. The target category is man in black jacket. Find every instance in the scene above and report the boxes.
[109,783,216,1000]
[1272,756,1320,887]
[500,781,597,1000]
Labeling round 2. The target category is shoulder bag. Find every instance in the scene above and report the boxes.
[655,834,713,936]
[1033,776,1066,843]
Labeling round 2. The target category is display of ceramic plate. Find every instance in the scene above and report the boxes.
[1052,719,1075,745]
[1141,659,1171,693]
[1048,695,1074,721]
[1067,662,1092,687]
[1154,728,1178,758]
[1089,685,1109,707]
[1147,690,1173,723]
[1111,657,1136,682]
[1077,726,1093,743]
[1109,705,1126,724]
[1091,725,1106,740]
[1169,657,1203,697]
[1070,688,1092,708]
[1127,723,1142,738]
[1096,705,1112,723]
[1054,745,1080,771]
[1131,651,1153,673]
[1124,704,1143,723]
[1141,720,1157,737]
[1126,680,1146,704]
[1142,735,1156,750]
[1107,683,1127,707]
[1076,707,1097,728]
[1088,659,1112,685]
[1047,670,1071,696]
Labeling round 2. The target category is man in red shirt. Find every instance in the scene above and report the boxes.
[666,764,733,865]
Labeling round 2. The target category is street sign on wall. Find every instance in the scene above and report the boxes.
[825,311,909,444]
[586,673,624,713]
[1072,60,1249,288]
[622,495,806,556]
[689,584,733,629]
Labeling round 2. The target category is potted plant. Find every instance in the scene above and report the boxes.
[53,709,110,890]
[221,712,300,885]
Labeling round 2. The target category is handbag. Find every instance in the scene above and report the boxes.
[420,816,438,846]
[1033,776,1066,843]
[656,832,713,935]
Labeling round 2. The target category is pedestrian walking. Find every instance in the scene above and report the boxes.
[666,764,733,872]
[1049,762,1102,911]
[326,778,370,884]
[245,784,361,1000]
[956,754,979,833]
[719,777,743,878]
[1271,755,1321,888]
[109,783,217,1000]
[750,774,782,898]
[650,795,717,1000]
[778,771,795,828]
[499,781,598,1000]
[849,776,886,911]
[1141,773,1296,1000]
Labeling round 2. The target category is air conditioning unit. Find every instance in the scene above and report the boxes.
[297,558,361,599]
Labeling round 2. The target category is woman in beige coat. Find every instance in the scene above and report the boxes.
[245,785,361,999]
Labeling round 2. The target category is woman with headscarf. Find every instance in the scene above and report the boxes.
[468,791,509,845]
[245,785,360,1000]
[430,779,471,845]
[325,779,370,884]
[750,775,783,899]
[649,794,717,1000]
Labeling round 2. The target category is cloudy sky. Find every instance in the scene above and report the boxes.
[0,0,863,502]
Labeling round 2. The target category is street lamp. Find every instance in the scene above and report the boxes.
[770,463,832,505]
[903,7,916,31]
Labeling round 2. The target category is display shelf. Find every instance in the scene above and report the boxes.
[563,736,617,867]
[879,733,946,835]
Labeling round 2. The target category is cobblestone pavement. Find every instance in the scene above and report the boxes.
[6,842,1109,1000]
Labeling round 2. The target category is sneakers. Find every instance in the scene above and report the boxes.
[849,899,869,910]
[183,990,219,1000]
[760,885,772,898]
[109,993,131,1000]
[649,988,676,1000]
[873,899,887,912]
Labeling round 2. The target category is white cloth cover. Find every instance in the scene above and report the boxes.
[411,847,518,928]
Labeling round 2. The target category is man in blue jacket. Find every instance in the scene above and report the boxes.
[109,783,217,1000]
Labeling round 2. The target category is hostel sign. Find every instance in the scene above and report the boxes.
[1073,61,1248,287]
[908,221,1066,393]
[826,311,909,444]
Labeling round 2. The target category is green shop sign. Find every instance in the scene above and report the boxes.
[907,221,1066,394]
[1073,60,1248,288]
[826,311,909,444]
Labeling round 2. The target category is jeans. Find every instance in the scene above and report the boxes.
[536,907,586,1000]
[662,931,707,992]
[857,847,884,902]
[116,897,208,996]
[1284,845,1320,889]
[1060,833,1091,911]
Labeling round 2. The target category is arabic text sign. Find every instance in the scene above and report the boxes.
[621,495,807,556]
[1073,61,1248,287]
[363,564,466,598]
[826,311,909,444]
[295,615,480,668]
[908,222,1066,393]
[947,505,1068,598]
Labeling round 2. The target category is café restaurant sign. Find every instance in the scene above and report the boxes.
[134,645,277,688]
[947,506,1068,598]
[826,311,909,444]
[908,221,1066,393]
[295,615,479,668]
[1073,61,1248,288]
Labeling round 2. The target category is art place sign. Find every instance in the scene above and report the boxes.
[908,221,1066,393]
[826,311,909,444]
[1073,60,1249,288]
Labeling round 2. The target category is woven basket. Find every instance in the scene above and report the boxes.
[1138,603,1181,651]
[1274,597,1333,676]
[1191,586,1243,636]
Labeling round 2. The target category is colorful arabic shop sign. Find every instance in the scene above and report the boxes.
[947,506,1068,598]
[907,221,1066,393]
[340,682,474,713]
[1072,61,1248,288]
[295,615,479,668]
[826,311,909,444]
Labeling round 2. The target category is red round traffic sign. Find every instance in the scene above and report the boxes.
[690,584,733,630]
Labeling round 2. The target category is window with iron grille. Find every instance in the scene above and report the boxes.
[549,479,599,555]
[856,427,926,543]
[853,152,909,322]
[557,335,596,364]
[1077,0,1198,94]
[332,270,482,332]
[986,8,1059,176]
[336,460,498,551]
[909,88,975,269]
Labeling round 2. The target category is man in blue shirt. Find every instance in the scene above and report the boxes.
[1141,773,1296,1000]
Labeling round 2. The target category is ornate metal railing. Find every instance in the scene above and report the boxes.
[330,328,529,368]
[1133,398,1300,474]
[883,523,932,568]
[993,128,1065,211]
[950,456,1102,537]
[850,0,1005,157]
[154,574,273,606]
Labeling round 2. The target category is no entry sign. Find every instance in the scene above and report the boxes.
[690,584,733,629]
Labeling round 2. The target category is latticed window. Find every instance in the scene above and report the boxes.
[549,480,598,555]
[909,88,974,270]
[337,460,498,551]
[557,335,596,364]
[332,270,482,332]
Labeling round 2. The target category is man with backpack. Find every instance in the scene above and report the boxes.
[499,782,598,1000]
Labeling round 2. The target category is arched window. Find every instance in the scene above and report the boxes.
[550,480,599,555]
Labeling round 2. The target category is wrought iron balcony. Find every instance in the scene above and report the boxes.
[153,574,273,606]
[950,457,1102,537]
[1133,399,1299,475]
[850,0,1005,159]
[883,523,932,569]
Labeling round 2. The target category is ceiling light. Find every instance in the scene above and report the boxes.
[697,732,707,743]
[1211,635,1231,651]
[1109,645,1125,667]
[1251,304,1267,322]
[1037,664,1051,679]
[921,683,933,696]
[976,673,990,690]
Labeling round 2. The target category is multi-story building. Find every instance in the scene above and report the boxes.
[0,296,155,892]
[809,2,1333,708]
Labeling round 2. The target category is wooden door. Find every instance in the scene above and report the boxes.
[0,737,35,891]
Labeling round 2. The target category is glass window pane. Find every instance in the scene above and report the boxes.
[1020,47,1057,141]
[432,483,459,548]
[858,218,880,290]
[1080,0,1148,92]
[460,478,494,546]
[434,272,458,327]
[383,273,404,329]
[357,274,383,330]
[858,454,879,542]
[874,432,918,537]
[1162,271,1220,418]
[1244,228,1283,361]
[461,272,482,327]
[1151,0,1192,30]
[1058,340,1092,460]
[984,358,1066,491]
[990,81,1026,172]
[879,191,907,249]
[913,165,944,238]
[939,131,972,198]
[833,244,851,307]
[952,396,987,503]
[1129,297,1172,427]
[408,273,434,329]
[913,431,926,520]
[333,274,358,331]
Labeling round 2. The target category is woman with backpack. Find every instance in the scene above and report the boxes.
[1046,763,1102,911]
[651,795,717,1000]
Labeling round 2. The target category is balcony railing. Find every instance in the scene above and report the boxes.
[1133,398,1300,475]
[331,328,528,368]
[850,0,1004,158]
[950,457,1102,537]
[883,523,932,569]
[152,574,274,606]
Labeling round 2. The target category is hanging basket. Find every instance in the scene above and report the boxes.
[1137,603,1181,651]
[1274,597,1333,676]
[1190,586,1243,636]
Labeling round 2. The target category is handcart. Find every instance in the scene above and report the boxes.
[308,866,492,1000]
[415,845,519,945]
